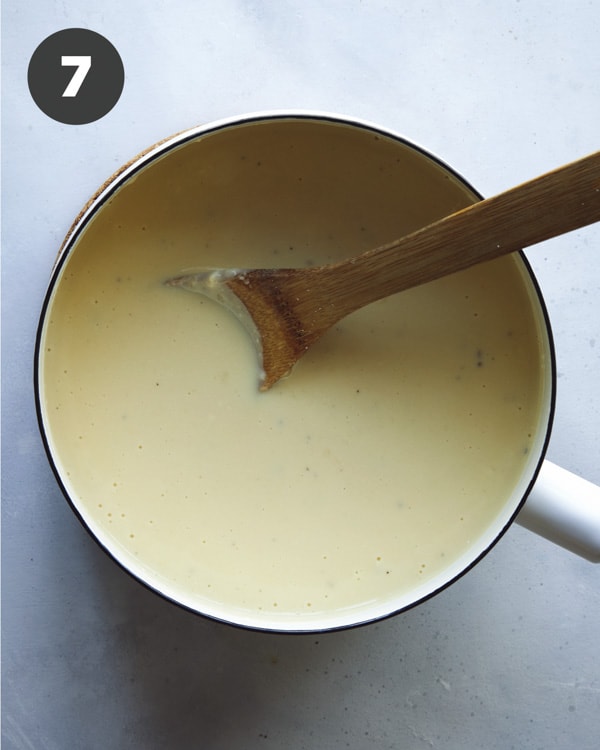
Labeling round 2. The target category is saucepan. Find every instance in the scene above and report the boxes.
[34,112,600,632]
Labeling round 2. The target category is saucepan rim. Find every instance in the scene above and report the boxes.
[34,110,557,633]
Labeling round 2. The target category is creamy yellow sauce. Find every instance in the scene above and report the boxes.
[39,119,551,628]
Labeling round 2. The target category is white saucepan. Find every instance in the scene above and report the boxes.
[35,112,600,632]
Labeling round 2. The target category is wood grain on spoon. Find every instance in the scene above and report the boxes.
[167,151,600,390]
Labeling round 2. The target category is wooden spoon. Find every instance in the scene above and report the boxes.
[166,151,600,391]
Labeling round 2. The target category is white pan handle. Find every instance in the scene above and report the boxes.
[516,460,600,562]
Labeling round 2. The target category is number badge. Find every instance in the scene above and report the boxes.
[28,29,124,125]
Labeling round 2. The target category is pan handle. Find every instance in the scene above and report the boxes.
[517,460,600,562]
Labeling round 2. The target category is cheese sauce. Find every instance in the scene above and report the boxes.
[39,119,551,629]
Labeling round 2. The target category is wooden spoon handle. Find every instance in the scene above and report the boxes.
[318,151,600,317]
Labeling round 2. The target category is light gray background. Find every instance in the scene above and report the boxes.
[2,2,599,748]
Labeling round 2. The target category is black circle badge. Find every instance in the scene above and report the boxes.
[28,28,124,125]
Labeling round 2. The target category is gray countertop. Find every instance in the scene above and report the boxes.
[2,2,599,748]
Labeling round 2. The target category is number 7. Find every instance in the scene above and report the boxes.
[61,55,92,97]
